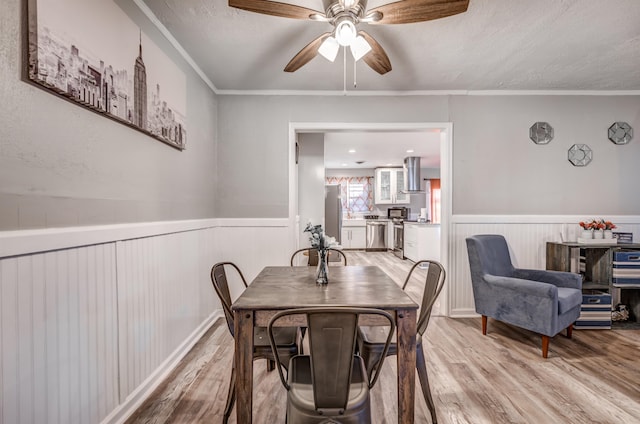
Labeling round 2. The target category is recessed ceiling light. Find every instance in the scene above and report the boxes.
[386,163,393,166]
[342,163,348,166]
[406,149,414,153]
[348,149,356,153]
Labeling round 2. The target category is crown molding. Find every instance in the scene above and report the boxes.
[217,89,640,97]
[133,0,218,94]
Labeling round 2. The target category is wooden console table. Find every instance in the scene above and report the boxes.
[546,241,640,323]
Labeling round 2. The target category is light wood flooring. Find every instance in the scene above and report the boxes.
[126,251,640,424]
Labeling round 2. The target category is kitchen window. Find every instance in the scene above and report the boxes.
[326,176,373,213]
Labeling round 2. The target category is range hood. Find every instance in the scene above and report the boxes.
[403,157,425,193]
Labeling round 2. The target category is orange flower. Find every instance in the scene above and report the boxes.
[580,218,616,230]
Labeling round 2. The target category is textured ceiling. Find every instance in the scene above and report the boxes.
[141,0,640,92]
[323,131,441,169]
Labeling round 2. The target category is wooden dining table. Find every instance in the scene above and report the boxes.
[231,265,419,423]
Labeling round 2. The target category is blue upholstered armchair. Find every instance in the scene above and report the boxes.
[466,235,582,358]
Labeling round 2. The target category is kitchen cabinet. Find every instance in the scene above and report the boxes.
[341,226,366,249]
[403,223,441,262]
[374,168,409,204]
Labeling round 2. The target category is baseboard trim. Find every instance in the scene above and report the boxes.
[449,308,479,318]
[101,310,222,424]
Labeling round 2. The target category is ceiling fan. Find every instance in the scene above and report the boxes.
[228,0,469,75]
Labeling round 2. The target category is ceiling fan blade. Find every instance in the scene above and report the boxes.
[369,0,469,25]
[229,0,323,20]
[284,32,332,72]
[358,31,392,75]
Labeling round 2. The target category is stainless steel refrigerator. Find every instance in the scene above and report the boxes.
[324,184,342,244]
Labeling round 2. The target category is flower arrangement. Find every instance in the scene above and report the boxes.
[304,222,339,251]
[579,219,616,231]
[304,222,339,284]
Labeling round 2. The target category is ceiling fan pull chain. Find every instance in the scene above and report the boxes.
[354,55,357,88]
[343,47,347,94]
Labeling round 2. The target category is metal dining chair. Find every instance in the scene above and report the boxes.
[290,247,347,266]
[268,307,394,424]
[357,260,446,424]
[210,262,302,424]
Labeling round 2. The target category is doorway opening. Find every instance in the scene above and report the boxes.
[289,122,452,316]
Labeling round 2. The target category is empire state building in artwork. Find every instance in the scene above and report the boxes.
[134,34,147,130]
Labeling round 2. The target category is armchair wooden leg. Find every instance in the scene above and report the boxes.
[566,324,573,339]
[541,335,549,358]
[481,315,487,335]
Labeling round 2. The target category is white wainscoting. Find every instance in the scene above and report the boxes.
[0,218,292,424]
[448,215,640,317]
[2,216,637,423]
[1,244,119,424]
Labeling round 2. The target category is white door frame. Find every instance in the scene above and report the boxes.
[288,122,453,316]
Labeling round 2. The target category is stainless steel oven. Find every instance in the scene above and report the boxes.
[393,221,404,258]
[388,207,410,259]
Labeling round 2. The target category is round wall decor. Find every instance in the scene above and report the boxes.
[608,122,633,145]
[529,122,554,144]
[568,144,593,167]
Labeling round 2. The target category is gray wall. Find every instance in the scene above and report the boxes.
[3,0,639,229]
[451,95,640,214]
[0,0,218,230]
[217,95,449,217]
[217,94,640,217]
[297,133,325,245]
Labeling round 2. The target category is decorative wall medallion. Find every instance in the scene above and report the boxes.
[529,122,554,144]
[568,144,593,167]
[608,122,633,145]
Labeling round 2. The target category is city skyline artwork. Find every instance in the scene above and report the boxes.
[26,0,187,150]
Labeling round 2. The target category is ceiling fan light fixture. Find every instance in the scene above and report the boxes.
[342,0,357,9]
[318,36,340,62]
[350,35,371,61]
[335,19,357,46]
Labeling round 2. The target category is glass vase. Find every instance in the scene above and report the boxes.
[316,249,329,284]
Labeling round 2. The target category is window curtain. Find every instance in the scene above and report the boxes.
[326,176,373,213]
[429,178,441,223]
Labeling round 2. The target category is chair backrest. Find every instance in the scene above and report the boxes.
[210,262,249,336]
[403,260,446,336]
[465,234,515,280]
[289,248,347,266]
[268,307,394,410]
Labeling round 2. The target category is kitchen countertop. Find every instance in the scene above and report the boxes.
[403,221,440,226]
[343,219,394,227]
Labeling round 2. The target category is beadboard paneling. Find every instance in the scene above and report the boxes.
[0,218,294,424]
[0,244,119,424]
[214,224,291,282]
[116,229,218,402]
[449,217,640,317]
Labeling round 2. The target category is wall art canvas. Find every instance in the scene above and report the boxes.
[27,0,187,150]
